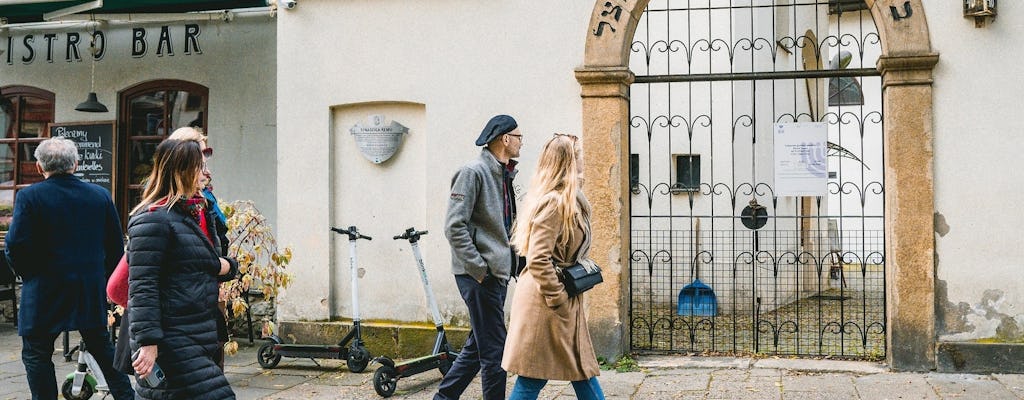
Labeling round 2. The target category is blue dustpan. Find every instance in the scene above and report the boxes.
[677,278,718,316]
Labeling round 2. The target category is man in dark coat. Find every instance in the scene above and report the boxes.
[5,137,134,400]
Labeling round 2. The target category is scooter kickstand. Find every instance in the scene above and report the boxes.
[309,358,322,367]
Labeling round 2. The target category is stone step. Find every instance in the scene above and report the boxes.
[277,320,469,359]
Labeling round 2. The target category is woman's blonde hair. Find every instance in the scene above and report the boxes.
[167,126,207,145]
[130,139,205,215]
[511,134,584,254]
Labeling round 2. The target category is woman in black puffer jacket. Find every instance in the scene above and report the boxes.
[127,139,238,400]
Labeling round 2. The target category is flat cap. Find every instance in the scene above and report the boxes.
[475,115,518,146]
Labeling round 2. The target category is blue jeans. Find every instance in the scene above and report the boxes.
[509,376,605,400]
[22,328,134,400]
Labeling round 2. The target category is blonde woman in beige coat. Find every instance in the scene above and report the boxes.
[503,133,605,400]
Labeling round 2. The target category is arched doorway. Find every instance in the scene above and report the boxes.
[577,0,938,370]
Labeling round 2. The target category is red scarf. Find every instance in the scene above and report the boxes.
[182,194,213,244]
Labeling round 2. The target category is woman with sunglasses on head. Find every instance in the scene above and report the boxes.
[108,127,233,375]
[127,139,238,399]
[166,127,234,368]
[502,133,605,400]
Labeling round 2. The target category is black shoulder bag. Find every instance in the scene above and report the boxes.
[555,233,603,297]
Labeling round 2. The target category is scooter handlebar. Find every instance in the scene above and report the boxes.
[330,227,372,241]
[393,228,429,241]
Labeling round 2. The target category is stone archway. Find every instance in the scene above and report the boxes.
[576,0,938,371]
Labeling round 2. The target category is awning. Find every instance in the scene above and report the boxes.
[0,0,270,24]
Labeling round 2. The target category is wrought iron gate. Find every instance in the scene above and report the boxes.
[628,0,885,358]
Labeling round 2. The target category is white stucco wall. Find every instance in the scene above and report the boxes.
[928,4,1024,341]
[275,0,593,324]
[0,15,277,224]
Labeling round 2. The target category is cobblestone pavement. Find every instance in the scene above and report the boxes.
[0,325,1022,399]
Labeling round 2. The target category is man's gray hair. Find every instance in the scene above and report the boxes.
[34,137,79,174]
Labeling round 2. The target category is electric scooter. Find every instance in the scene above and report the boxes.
[61,337,111,400]
[372,227,460,398]
[257,226,375,372]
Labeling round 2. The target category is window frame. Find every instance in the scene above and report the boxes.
[117,79,208,223]
[0,85,55,211]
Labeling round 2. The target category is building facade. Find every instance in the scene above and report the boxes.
[2,0,1020,372]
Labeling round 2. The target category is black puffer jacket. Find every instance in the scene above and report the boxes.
[127,204,238,400]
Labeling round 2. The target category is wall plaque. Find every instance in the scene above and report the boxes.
[350,114,408,164]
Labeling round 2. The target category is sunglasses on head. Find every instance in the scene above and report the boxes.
[553,133,578,142]
[202,147,213,158]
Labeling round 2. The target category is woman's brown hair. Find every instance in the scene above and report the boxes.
[130,139,205,215]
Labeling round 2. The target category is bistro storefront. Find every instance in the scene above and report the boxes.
[0,0,277,226]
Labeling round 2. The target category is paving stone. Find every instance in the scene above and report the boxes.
[226,371,254,387]
[926,373,1018,399]
[0,374,27,397]
[646,367,716,377]
[308,370,372,386]
[246,372,314,390]
[706,387,782,400]
[596,371,643,397]
[782,391,859,400]
[233,386,279,400]
[263,382,376,400]
[782,372,856,394]
[755,358,887,374]
[641,355,751,370]
[994,374,1024,399]
[638,371,710,394]
[854,373,940,400]
[750,368,785,378]
[711,369,752,382]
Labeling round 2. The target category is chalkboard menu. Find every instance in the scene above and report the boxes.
[48,121,115,194]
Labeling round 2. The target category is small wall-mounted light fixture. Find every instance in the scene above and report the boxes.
[964,0,996,28]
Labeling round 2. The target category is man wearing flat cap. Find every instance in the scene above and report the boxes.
[438,114,524,400]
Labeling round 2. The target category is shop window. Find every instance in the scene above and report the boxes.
[0,86,54,230]
[118,80,207,222]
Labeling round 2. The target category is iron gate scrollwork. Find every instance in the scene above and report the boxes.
[628,0,885,358]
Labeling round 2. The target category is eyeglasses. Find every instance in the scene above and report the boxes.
[506,133,523,142]
[553,133,578,142]
[202,147,214,158]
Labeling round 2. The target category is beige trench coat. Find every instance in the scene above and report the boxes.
[502,192,600,381]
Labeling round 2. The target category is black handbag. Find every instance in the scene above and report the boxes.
[556,262,603,297]
[556,233,603,297]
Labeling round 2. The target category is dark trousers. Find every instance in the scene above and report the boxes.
[22,327,135,400]
[434,274,508,400]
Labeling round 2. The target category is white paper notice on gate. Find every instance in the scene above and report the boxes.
[773,122,827,196]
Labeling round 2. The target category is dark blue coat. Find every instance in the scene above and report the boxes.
[4,173,123,336]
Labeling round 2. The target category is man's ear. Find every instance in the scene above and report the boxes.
[35,162,43,176]
[70,160,78,173]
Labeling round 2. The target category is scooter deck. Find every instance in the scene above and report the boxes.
[393,351,458,377]
[275,344,344,359]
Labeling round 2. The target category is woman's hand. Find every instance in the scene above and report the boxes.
[219,257,231,275]
[132,345,158,378]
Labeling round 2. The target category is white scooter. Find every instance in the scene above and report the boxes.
[61,337,111,400]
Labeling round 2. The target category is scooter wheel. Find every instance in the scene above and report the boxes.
[61,378,94,400]
[347,345,371,373]
[257,341,281,369]
[373,365,398,398]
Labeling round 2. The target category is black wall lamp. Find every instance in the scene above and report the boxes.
[964,0,997,27]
